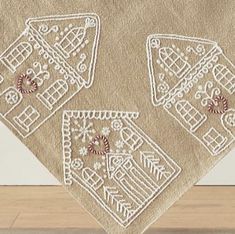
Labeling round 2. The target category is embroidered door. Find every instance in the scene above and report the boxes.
[37,79,68,110]
[159,47,190,78]
[2,42,32,72]
[213,64,235,94]
[113,158,158,206]
[13,105,40,132]
[175,100,206,132]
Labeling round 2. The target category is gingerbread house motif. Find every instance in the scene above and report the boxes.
[62,110,181,227]
[146,34,235,156]
[0,14,100,138]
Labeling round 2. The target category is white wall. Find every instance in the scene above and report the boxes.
[0,121,234,185]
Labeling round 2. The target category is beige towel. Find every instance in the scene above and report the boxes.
[0,0,234,233]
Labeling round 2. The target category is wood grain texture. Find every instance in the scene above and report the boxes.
[0,186,234,232]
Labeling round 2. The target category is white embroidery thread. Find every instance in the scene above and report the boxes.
[195,81,221,107]
[146,34,235,156]
[0,13,100,138]
[62,110,181,227]
[26,62,50,86]
[13,105,40,133]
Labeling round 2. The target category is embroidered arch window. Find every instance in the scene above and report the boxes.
[213,64,235,94]
[175,100,206,132]
[3,42,32,72]
[82,168,103,190]
[159,47,190,78]
[37,79,68,110]
[55,27,86,58]
[120,127,143,151]
[13,105,40,132]
[203,128,227,154]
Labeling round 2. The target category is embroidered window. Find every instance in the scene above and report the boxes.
[55,27,86,58]
[14,105,40,132]
[203,128,227,154]
[213,64,235,94]
[159,47,190,78]
[37,79,68,110]
[82,168,103,190]
[120,127,143,151]
[2,42,32,72]
[175,100,206,132]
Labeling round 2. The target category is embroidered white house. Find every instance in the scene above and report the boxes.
[146,34,235,156]
[0,14,100,138]
[62,110,181,227]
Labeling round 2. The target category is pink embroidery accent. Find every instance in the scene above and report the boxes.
[88,135,110,155]
[16,74,38,94]
[208,95,228,114]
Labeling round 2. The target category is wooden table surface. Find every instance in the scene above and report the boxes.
[0,186,235,233]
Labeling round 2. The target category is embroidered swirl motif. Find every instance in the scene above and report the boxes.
[0,14,100,138]
[77,53,87,73]
[186,44,206,56]
[38,24,59,35]
[26,62,50,86]
[195,81,221,107]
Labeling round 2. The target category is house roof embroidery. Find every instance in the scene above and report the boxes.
[0,14,100,88]
[146,34,222,106]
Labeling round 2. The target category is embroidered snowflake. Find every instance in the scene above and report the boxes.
[115,140,124,149]
[93,162,102,171]
[101,127,110,136]
[79,147,88,157]
[72,119,95,142]
[111,119,123,131]
[71,158,83,170]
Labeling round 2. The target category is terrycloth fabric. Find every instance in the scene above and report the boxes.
[0,0,234,233]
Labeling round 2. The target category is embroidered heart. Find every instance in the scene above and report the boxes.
[88,135,110,155]
[208,95,228,114]
[16,74,38,94]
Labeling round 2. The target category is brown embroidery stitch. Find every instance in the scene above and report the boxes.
[88,135,110,155]
[208,95,228,114]
[16,74,38,94]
